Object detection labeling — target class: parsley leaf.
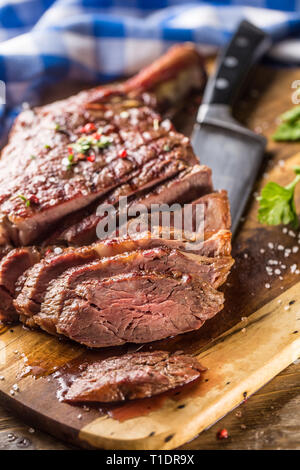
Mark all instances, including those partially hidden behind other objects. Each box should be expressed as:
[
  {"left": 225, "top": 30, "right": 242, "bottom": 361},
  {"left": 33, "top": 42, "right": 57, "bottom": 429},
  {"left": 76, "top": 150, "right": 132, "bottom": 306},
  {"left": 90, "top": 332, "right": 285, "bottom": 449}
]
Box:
[
  {"left": 258, "top": 167, "right": 300, "bottom": 229},
  {"left": 273, "top": 105, "right": 300, "bottom": 141}
]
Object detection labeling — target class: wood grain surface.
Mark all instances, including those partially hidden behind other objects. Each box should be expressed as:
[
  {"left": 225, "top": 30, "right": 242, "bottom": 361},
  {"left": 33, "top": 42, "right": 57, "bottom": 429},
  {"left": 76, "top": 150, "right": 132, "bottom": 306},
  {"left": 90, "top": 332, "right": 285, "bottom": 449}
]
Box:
[{"left": 0, "top": 64, "right": 300, "bottom": 450}]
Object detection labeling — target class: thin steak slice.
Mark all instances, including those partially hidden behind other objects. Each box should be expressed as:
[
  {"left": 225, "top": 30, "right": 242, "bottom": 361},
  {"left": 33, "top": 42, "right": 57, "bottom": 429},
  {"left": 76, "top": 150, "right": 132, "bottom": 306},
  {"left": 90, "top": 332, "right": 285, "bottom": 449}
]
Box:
[
  {"left": 63, "top": 351, "right": 204, "bottom": 403},
  {"left": 16, "top": 246, "right": 232, "bottom": 328},
  {"left": 189, "top": 190, "right": 231, "bottom": 233},
  {"left": 0, "top": 247, "right": 40, "bottom": 322},
  {"left": 54, "top": 164, "right": 213, "bottom": 246},
  {"left": 0, "top": 44, "right": 205, "bottom": 246},
  {"left": 37, "top": 271, "right": 224, "bottom": 347},
  {"left": 118, "top": 228, "right": 232, "bottom": 257}
]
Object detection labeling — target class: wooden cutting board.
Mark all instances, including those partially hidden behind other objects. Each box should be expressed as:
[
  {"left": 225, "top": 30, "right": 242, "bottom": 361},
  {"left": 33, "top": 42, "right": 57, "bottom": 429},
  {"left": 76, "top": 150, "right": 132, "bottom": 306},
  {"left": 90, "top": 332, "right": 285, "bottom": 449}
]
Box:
[{"left": 0, "top": 65, "right": 300, "bottom": 450}]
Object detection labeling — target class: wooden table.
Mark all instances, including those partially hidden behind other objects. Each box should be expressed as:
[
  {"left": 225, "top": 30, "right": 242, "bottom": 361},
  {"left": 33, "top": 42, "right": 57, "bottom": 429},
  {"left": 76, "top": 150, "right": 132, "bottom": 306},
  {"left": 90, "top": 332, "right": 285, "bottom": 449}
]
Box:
[{"left": 0, "top": 64, "right": 300, "bottom": 451}]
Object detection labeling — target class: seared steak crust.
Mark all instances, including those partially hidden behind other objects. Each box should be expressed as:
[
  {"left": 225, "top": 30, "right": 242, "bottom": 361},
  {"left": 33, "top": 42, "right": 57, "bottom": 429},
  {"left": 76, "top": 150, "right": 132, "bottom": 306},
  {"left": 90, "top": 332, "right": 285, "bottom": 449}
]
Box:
[{"left": 0, "top": 44, "right": 204, "bottom": 247}]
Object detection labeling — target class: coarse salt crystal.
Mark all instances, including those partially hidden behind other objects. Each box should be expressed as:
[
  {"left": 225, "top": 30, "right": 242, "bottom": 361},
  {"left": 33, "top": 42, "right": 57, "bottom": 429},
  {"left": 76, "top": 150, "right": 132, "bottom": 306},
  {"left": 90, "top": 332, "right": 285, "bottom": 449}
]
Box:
[
  {"left": 282, "top": 227, "right": 288, "bottom": 234},
  {"left": 277, "top": 245, "right": 284, "bottom": 251},
  {"left": 260, "top": 248, "right": 265, "bottom": 254},
  {"left": 54, "top": 247, "right": 63, "bottom": 254},
  {"left": 275, "top": 269, "right": 281, "bottom": 275},
  {"left": 289, "top": 230, "right": 296, "bottom": 238},
  {"left": 12, "top": 384, "right": 19, "bottom": 392},
  {"left": 265, "top": 283, "right": 271, "bottom": 289},
  {"left": 244, "top": 253, "right": 248, "bottom": 259},
  {"left": 268, "top": 242, "right": 274, "bottom": 249},
  {"left": 284, "top": 306, "right": 290, "bottom": 311},
  {"left": 292, "top": 246, "right": 299, "bottom": 253},
  {"left": 290, "top": 264, "right": 297, "bottom": 273},
  {"left": 0, "top": 376, "right": 4, "bottom": 380}
]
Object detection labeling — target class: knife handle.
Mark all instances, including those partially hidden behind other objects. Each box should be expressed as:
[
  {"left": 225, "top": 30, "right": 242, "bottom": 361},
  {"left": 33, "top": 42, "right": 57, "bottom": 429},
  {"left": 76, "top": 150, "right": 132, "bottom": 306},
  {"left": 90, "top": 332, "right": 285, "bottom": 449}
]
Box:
[{"left": 202, "top": 20, "right": 271, "bottom": 107}]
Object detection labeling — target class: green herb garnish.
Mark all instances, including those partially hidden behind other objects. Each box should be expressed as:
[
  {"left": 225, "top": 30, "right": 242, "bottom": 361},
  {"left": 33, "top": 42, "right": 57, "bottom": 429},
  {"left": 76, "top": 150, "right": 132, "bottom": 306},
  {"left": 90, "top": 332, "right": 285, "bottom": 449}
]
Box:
[
  {"left": 30, "top": 155, "right": 36, "bottom": 160},
  {"left": 257, "top": 166, "right": 300, "bottom": 229},
  {"left": 95, "top": 135, "right": 112, "bottom": 149},
  {"left": 18, "top": 194, "right": 30, "bottom": 207},
  {"left": 72, "top": 136, "right": 94, "bottom": 154},
  {"left": 72, "top": 135, "right": 111, "bottom": 154},
  {"left": 273, "top": 105, "right": 300, "bottom": 141},
  {"left": 44, "top": 144, "right": 51, "bottom": 149}
]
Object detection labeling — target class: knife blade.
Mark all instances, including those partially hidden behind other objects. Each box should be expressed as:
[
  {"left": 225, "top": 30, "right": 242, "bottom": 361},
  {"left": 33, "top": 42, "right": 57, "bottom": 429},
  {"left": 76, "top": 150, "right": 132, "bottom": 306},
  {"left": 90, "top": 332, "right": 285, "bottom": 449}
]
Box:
[{"left": 191, "top": 20, "right": 271, "bottom": 234}]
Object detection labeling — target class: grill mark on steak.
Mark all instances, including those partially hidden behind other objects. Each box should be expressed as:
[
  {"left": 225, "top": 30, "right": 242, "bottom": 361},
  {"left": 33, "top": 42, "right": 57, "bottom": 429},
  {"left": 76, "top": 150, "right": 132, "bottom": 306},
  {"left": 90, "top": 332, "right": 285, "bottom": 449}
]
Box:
[
  {"left": 42, "top": 137, "right": 196, "bottom": 246},
  {"left": 0, "top": 125, "right": 193, "bottom": 246},
  {"left": 38, "top": 272, "right": 224, "bottom": 347},
  {"left": 54, "top": 164, "right": 213, "bottom": 246},
  {"left": 0, "top": 45, "right": 204, "bottom": 246},
  {"left": 62, "top": 350, "right": 204, "bottom": 403}
]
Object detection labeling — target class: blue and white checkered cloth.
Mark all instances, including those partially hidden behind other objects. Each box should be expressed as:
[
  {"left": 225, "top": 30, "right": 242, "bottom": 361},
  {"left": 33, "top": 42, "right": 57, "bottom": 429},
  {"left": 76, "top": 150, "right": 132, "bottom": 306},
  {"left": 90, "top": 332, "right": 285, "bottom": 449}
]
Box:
[{"left": 1, "top": 0, "right": 300, "bottom": 140}]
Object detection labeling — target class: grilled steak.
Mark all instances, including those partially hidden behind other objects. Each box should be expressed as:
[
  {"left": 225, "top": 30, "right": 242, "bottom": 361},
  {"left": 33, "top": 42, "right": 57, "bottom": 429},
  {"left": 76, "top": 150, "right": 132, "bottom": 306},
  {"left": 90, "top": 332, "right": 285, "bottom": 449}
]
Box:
[
  {"left": 14, "top": 185, "right": 232, "bottom": 325},
  {"left": 38, "top": 272, "right": 223, "bottom": 347},
  {"left": 0, "top": 44, "right": 234, "bottom": 366},
  {"left": 63, "top": 351, "right": 204, "bottom": 403},
  {"left": 0, "top": 44, "right": 205, "bottom": 246}
]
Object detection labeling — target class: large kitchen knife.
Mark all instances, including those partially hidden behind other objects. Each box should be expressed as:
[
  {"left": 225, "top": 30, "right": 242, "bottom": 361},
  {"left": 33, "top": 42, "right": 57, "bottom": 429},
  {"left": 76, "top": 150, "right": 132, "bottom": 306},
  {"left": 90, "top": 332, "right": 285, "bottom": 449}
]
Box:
[{"left": 191, "top": 21, "right": 271, "bottom": 234}]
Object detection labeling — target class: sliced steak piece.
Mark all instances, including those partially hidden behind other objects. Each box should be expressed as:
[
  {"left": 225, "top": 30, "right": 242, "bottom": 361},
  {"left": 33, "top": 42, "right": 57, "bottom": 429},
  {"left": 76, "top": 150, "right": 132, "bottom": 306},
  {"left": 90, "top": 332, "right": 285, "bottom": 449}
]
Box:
[
  {"left": 63, "top": 351, "right": 204, "bottom": 403},
  {"left": 16, "top": 246, "right": 232, "bottom": 327},
  {"left": 118, "top": 228, "right": 232, "bottom": 257},
  {"left": 0, "top": 247, "right": 40, "bottom": 322},
  {"left": 38, "top": 272, "right": 224, "bottom": 347},
  {"left": 125, "top": 190, "right": 231, "bottom": 241},
  {"left": 56, "top": 164, "right": 212, "bottom": 246},
  {"left": 0, "top": 45, "right": 205, "bottom": 246},
  {"left": 188, "top": 190, "right": 231, "bottom": 233},
  {"left": 14, "top": 246, "right": 101, "bottom": 318}
]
